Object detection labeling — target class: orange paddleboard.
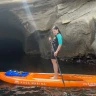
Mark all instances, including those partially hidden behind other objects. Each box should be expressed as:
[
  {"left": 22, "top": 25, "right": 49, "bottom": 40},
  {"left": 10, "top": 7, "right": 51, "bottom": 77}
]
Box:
[{"left": 0, "top": 72, "right": 96, "bottom": 87}]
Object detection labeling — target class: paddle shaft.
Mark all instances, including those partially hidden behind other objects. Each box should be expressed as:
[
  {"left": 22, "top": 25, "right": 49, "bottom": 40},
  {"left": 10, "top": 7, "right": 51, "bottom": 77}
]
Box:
[{"left": 50, "top": 41, "right": 65, "bottom": 87}]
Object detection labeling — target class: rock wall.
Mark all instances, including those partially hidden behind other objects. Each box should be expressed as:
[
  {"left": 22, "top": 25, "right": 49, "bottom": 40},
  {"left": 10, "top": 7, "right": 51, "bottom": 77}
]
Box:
[{"left": 1, "top": 0, "right": 96, "bottom": 58}]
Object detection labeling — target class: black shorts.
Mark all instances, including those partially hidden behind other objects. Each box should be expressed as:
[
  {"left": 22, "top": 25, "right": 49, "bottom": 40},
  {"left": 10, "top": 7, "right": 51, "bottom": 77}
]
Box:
[{"left": 51, "top": 51, "right": 56, "bottom": 59}]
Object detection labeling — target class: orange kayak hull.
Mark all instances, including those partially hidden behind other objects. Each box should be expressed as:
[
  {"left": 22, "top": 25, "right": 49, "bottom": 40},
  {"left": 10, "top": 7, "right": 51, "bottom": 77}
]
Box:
[{"left": 0, "top": 72, "right": 96, "bottom": 87}]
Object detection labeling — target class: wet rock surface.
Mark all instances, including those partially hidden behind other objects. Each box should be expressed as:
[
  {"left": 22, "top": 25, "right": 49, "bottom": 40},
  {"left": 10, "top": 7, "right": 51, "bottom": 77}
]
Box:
[{"left": 1, "top": 0, "right": 96, "bottom": 57}]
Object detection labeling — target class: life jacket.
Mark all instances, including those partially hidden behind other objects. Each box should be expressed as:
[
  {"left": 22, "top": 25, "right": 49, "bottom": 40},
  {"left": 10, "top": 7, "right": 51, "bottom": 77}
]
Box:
[
  {"left": 5, "top": 70, "right": 29, "bottom": 77},
  {"left": 52, "top": 33, "right": 60, "bottom": 51}
]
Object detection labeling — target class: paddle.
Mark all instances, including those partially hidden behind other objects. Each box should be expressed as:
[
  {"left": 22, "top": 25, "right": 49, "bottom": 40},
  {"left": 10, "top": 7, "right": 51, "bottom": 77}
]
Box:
[{"left": 50, "top": 40, "right": 65, "bottom": 88}]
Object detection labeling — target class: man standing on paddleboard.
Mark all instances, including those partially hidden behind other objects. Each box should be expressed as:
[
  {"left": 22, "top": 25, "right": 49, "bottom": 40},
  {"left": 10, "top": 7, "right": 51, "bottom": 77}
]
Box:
[{"left": 49, "top": 26, "right": 63, "bottom": 79}]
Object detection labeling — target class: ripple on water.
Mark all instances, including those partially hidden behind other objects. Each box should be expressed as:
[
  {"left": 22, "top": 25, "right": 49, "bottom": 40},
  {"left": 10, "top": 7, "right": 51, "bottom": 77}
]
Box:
[{"left": 0, "top": 82, "right": 96, "bottom": 96}]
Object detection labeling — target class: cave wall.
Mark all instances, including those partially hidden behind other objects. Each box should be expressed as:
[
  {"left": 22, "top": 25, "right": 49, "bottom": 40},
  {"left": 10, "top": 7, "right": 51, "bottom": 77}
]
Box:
[{"left": 1, "top": 0, "right": 96, "bottom": 58}]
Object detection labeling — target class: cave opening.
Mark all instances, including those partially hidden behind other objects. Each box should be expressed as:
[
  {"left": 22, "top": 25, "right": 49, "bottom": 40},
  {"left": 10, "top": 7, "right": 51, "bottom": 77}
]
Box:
[
  {"left": 0, "top": 10, "right": 41, "bottom": 71},
  {"left": 0, "top": 11, "right": 26, "bottom": 61}
]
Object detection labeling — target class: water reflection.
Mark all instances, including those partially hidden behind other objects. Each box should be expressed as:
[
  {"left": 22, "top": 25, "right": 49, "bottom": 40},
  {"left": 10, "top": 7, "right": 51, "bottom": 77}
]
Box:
[
  {"left": 0, "top": 54, "right": 96, "bottom": 95},
  {"left": 0, "top": 53, "right": 96, "bottom": 74}
]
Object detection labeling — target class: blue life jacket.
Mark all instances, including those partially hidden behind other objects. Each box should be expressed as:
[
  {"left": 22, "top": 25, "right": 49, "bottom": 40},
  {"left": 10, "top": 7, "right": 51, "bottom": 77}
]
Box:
[
  {"left": 5, "top": 70, "right": 29, "bottom": 77},
  {"left": 52, "top": 33, "right": 62, "bottom": 51}
]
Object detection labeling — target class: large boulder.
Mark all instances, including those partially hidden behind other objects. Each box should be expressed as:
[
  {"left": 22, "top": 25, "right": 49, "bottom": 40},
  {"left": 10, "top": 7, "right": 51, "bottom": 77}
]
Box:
[{"left": 1, "top": 0, "right": 96, "bottom": 58}]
